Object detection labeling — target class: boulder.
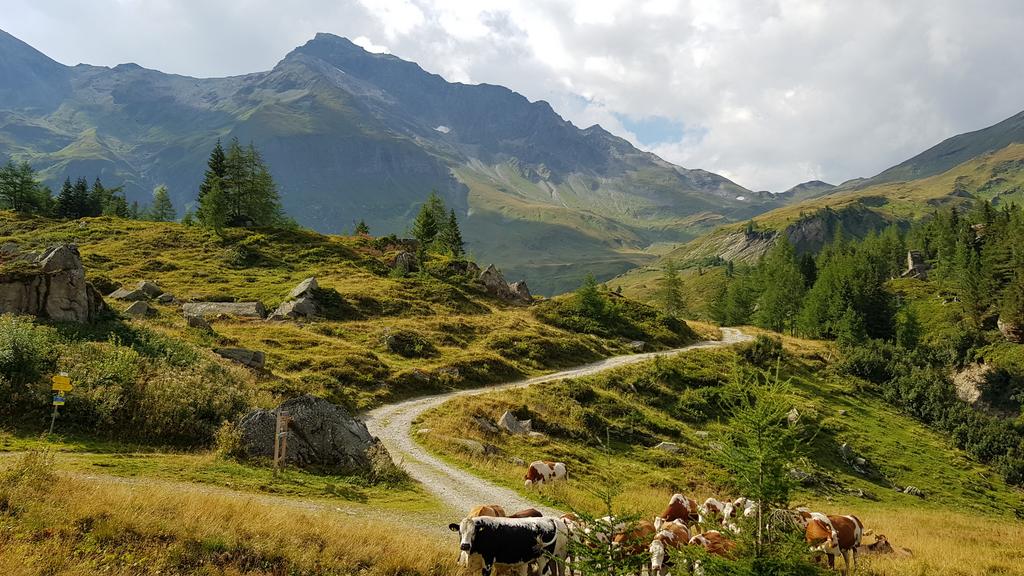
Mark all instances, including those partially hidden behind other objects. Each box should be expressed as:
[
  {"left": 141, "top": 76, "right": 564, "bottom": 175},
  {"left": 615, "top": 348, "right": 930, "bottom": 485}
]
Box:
[
  {"left": 186, "top": 314, "right": 211, "bottom": 330},
  {"left": 444, "top": 260, "right": 480, "bottom": 277},
  {"left": 654, "top": 441, "right": 681, "bottom": 453},
  {"left": 511, "top": 457, "right": 526, "bottom": 467},
  {"left": 136, "top": 280, "right": 163, "bottom": 299},
  {"left": 183, "top": 301, "right": 266, "bottom": 319},
  {"left": 474, "top": 417, "right": 500, "bottom": 434},
  {"left": 509, "top": 281, "right": 533, "bottom": 303},
  {"left": 287, "top": 277, "right": 318, "bottom": 300},
  {"left": 108, "top": 288, "right": 148, "bottom": 301},
  {"left": 903, "top": 485, "right": 924, "bottom": 498},
  {"left": 156, "top": 293, "right": 175, "bottom": 304},
  {"left": 0, "top": 244, "right": 108, "bottom": 323},
  {"left": 237, "top": 395, "right": 391, "bottom": 474},
  {"left": 214, "top": 347, "right": 265, "bottom": 370},
  {"left": 124, "top": 301, "right": 155, "bottom": 318},
  {"left": 998, "top": 317, "right": 1023, "bottom": 343},
  {"left": 787, "top": 407, "right": 801, "bottom": 424},
  {"left": 628, "top": 340, "right": 646, "bottom": 352},
  {"left": 952, "top": 363, "right": 994, "bottom": 407},
  {"left": 497, "top": 411, "right": 531, "bottom": 435},
  {"left": 453, "top": 438, "right": 486, "bottom": 456},
  {"left": 269, "top": 296, "right": 319, "bottom": 321},
  {"left": 391, "top": 252, "right": 418, "bottom": 275},
  {"left": 478, "top": 265, "right": 516, "bottom": 300}
]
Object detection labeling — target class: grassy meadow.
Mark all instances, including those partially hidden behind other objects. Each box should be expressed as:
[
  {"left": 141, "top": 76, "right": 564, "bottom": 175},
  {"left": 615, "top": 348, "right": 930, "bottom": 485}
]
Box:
[{"left": 416, "top": 338, "right": 1024, "bottom": 575}]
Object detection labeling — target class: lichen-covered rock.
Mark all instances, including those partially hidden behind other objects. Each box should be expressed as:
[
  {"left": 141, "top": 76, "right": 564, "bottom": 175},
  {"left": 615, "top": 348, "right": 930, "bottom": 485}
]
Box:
[
  {"left": 214, "top": 347, "right": 265, "bottom": 370},
  {"left": 186, "top": 314, "right": 211, "bottom": 330},
  {"left": 136, "top": 280, "right": 163, "bottom": 299},
  {"left": 998, "top": 317, "right": 1023, "bottom": 343},
  {"left": 269, "top": 296, "right": 319, "bottom": 321},
  {"left": 237, "top": 395, "right": 392, "bottom": 474},
  {"left": 156, "top": 293, "right": 175, "bottom": 304},
  {"left": 183, "top": 301, "right": 266, "bottom": 319},
  {"left": 479, "top": 265, "right": 515, "bottom": 300},
  {"left": 108, "top": 287, "right": 148, "bottom": 301},
  {"left": 124, "top": 301, "right": 155, "bottom": 318},
  {"left": 287, "top": 277, "right": 318, "bottom": 300},
  {"left": 509, "top": 281, "right": 532, "bottom": 303},
  {"left": 497, "top": 411, "right": 532, "bottom": 435},
  {"left": 0, "top": 244, "right": 108, "bottom": 323}
]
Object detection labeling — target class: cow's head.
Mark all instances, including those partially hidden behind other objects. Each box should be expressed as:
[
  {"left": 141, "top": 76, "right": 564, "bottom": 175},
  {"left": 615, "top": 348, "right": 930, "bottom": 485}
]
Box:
[
  {"left": 649, "top": 537, "right": 667, "bottom": 572},
  {"left": 448, "top": 518, "right": 477, "bottom": 565},
  {"left": 867, "top": 535, "right": 894, "bottom": 554}
]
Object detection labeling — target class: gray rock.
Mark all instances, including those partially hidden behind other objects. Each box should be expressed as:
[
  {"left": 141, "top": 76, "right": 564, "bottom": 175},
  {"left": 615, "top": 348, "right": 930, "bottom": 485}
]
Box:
[
  {"left": 511, "top": 457, "right": 526, "bottom": 467},
  {"left": 509, "top": 280, "right": 532, "bottom": 304},
  {"left": 183, "top": 301, "right": 266, "bottom": 319},
  {"left": 108, "top": 288, "right": 149, "bottom": 301},
  {"left": 391, "top": 252, "right": 418, "bottom": 275},
  {"left": 288, "top": 277, "right": 318, "bottom": 300},
  {"left": 527, "top": 431, "right": 547, "bottom": 442},
  {"left": 453, "top": 438, "right": 486, "bottom": 456},
  {"left": 0, "top": 242, "right": 19, "bottom": 258},
  {"left": 693, "top": 431, "right": 710, "bottom": 439},
  {"left": 186, "top": 314, "right": 211, "bottom": 330},
  {"left": 497, "top": 411, "right": 529, "bottom": 435},
  {"left": 156, "top": 293, "right": 175, "bottom": 304},
  {"left": 997, "top": 317, "right": 1023, "bottom": 343},
  {"left": 269, "top": 296, "right": 319, "bottom": 321},
  {"left": 903, "top": 485, "right": 924, "bottom": 498},
  {"left": 787, "top": 407, "right": 801, "bottom": 424},
  {"left": 628, "top": 340, "right": 646, "bottom": 352},
  {"left": 237, "top": 395, "right": 391, "bottom": 474},
  {"left": 838, "top": 409, "right": 848, "bottom": 416},
  {"left": 654, "top": 441, "right": 681, "bottom": 453},
  {"left": 0, "top": 244, "right": 107, "bottom": 323},
  {"left": 136, "top": 280, "right": 163, "bottom": 299},
  {"left": 415, "top": 428, "right": 431, "bottom": 435},
  {"left": 478, "top": 265, "right": 516, "bottom": 300},
  {"left": 443, "top": 259, "right": 479, "bottom": 277},
  {"left": 474, "top": 417, "right": 500, "bottom": 434},
  {"left": 788, "top": 468, "right": 813, "bottom": 485},
  {"left": 214, "top": 347, "right": 265, "bottom": 370},
  {"left": 124, "top": 301, "right": 155, "bottom": 318}
]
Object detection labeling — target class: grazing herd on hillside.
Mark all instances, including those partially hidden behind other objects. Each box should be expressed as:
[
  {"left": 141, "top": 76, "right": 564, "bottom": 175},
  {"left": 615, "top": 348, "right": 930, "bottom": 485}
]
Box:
[{"left": 448, "top": 461, "right": 908, "bottom": 576}]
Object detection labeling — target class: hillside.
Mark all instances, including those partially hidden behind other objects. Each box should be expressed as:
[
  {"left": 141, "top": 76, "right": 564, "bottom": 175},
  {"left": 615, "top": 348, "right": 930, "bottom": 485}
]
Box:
[{"left": 0, "top": 29, "right": 800, "bottom": 294}]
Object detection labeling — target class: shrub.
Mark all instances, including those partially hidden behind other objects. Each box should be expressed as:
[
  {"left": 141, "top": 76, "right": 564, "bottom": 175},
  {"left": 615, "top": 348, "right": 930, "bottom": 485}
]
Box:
[
  {"left": 383, "top": 329, "right": 437, "bottom": 358},
  {"left": 738, "top": 334, "right": 784, "bottom": 367},
  {"left": 0, "top": 315, "right": 57, "bottom": 416}
]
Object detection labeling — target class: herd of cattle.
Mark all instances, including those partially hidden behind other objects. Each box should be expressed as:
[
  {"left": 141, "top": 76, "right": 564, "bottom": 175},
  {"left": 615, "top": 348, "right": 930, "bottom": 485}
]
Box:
[{"left": 447, "top": 461, "right": 910, "bottom": 576}]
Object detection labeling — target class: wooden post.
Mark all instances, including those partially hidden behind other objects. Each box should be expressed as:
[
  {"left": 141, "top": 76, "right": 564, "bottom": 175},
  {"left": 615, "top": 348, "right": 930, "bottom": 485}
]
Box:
[
  {"left": 273, "top": 410, "right": 290, "bottom": 477},
  {"left": 48, "top": 405, "right": 59, "bottom": 435}
]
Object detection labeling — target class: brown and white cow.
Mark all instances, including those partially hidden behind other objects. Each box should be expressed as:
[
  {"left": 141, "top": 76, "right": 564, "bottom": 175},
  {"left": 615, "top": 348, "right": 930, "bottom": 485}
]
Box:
[
  {"left": 612, "top": 519, "right": 657, "bottom": 576},
  {"left": 688, "top": 530, "right": 736, "bottom": 557},
  {"left": 856, "top": 534, "right": 912, "bottom": 558},
  {"left": 469, "top": 505, "right": 508, "bottom": 518},
  {"left": 509, "top": 508, "right": 545, "bottom": 518},
  {"left": 804, "top": 513, "right": 865, "bottom": 575},
  {"left": 524, "top": 461, "right": 567, "bottom": 487},
  {"left": 649, "top": 520, "right": 691, "bottom": 576},
  {"left": 660, "top": 494, "right": 700, "bottom": 525},
  {"left": 698, "top": 498, "right": 736, "bottom": 527}
]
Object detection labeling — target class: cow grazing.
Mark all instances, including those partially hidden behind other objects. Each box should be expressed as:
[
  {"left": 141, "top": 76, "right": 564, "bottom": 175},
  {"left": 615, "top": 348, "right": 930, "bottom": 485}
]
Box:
[
  {"left": 649, "top": 520, "right": 691, "bottom": 576},
  {"left": 733, "top": 498, "right": 758, "bottom": 518},
  {"left": 805, "top": 513, "right": 864, "bottom": 575},
  {"left": 449, "top": 516, "right": 568, "bottom": 576},
  {"left": 688, "top": 530, "right": 736, "bottom": 557},
  {"left": 524, "top": 461, "right": 568, "bottom": 487},
  {"left": 698, "top": 498, "right": 733, "bottom": 525},
  {"left": 470, "top": 505, "right": 508, "bottom": 518},
  {"left": 509, "top": 508, "right": 545, "bottom": 518},
  {"left": 611, "top": 519, "right": 656, "bottom": 576},
  {"left": 660, "top": 494, "right": 700, "bottom": 525}
]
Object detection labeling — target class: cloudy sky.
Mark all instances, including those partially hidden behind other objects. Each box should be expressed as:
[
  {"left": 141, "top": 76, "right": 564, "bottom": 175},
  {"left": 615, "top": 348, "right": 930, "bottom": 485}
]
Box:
[{"left": 5, "top": 0, "right": 1024, "bottom": 191}]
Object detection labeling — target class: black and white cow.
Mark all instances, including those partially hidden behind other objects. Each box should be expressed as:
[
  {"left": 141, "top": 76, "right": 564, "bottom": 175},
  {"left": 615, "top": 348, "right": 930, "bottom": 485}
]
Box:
[{"left": 449, "top": 516, "right": 569, "bottom": 576}]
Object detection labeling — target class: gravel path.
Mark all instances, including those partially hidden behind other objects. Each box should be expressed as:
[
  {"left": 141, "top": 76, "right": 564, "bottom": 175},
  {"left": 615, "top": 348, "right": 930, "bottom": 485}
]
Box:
[{"left": 364, "top": 327, "right": 751, "bottom": 518}]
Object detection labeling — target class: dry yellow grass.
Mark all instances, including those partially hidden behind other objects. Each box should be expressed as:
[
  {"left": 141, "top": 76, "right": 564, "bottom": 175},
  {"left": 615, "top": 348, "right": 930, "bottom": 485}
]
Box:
[{"left": 0, "top": 454, "right": 460, "bottom": 575}]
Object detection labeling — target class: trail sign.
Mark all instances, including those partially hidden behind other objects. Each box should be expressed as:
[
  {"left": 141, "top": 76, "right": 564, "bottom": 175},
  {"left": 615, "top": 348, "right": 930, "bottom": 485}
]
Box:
[
  {"left": 52, "top": 394, "right": 66, "bottom": 406},
  {"left": 51, "top": 373, "right": 73, "bottom": 392}
]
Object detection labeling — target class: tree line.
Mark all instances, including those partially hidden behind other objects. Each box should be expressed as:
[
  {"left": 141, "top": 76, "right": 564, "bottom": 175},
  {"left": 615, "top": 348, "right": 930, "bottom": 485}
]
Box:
[{"left": 709, "top": 202, "right": 1024, "bottom": 486}]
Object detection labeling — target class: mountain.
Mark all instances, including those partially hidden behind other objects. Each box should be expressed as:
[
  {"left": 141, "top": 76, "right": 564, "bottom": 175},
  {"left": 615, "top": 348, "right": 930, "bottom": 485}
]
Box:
[
  {"left": 778, "top": 179, "right": 836, "bottom": 201},
  {"left": 0, "top": 31, "right": 794, "bottom": 294}
]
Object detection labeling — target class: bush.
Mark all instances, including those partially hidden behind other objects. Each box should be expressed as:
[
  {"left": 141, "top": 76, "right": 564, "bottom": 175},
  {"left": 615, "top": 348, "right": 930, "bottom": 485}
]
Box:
[
  {"left": 0, "top": 315, "right": 57, "bottom": 416},
  {"left": 738, "top": 335, "right": 784, "bottom": 367},
  {"left": 383, "top": 330, "right": 437, "bottom": 358},
  {"left": 835, "top": 339, "right": 905, "bottom": 384}
]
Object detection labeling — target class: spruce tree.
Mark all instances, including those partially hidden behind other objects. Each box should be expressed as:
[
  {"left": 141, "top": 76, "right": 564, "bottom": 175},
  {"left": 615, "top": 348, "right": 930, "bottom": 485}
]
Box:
[
  {"left": 86, "top": 178, "right": 108, "bottom": 217},
  {"left": 148, "top": 186, "right": 177, "bottom": 222},
  {"left": 56, "top": 177, "right": 90, "bottom": 219},
  {"left": 411, "top": 191, "right": 446, "bottom": 253},
  {"left": 754, "top": 239, "right": 805, "bottom": 333},
  {"left": 198, "top": 139, "right": 226, "bottom": 203},
  {"left": 574, "top": 274, "right": 607, "bottom": 321},
  {"left": 198, "top": 179, "right": 228, "bottom": 236},
  {"left": 437, "top": 209, "right": 465, "bottom": 258},
  {"left": 656, "top": 259, "right": 684, "bottom": 317},
  {"left": 354, "top": 220, "right": 370, "bottom": 236}
]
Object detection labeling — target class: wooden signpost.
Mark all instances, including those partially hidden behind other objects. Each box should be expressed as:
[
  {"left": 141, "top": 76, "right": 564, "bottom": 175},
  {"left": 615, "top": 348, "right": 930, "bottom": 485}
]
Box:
[
  {"left": 49, "top": 372, "right": 73, "bottom": 435},
  {"left": 273, "top": 410, "right": 291, "bottom": 477}
]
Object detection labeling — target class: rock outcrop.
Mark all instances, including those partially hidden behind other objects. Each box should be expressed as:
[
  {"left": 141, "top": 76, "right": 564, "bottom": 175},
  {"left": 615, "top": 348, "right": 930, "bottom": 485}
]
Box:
[
  {"left": 237, "top": 395, "right": 392, "bottom": 474},
  {"left": 497, "top": 411, "right": 532, "bottom": 435},
  {"left": 124, "top": 301, "right": 156, "bottom": 318},
  {"left": 183, "top": 301, "right": 267, "bottom": 319},
  {"left": 998, "top": 317, "right": 1023, "bottom": 343},
  {"left": 0, "top": 244, "right": 108, "bottom": 323},
  {"left": 478, "top": 265, "right": 533, "bottom": 304},
  {"left": 214, "top": 347, "right": 265, "bottom": 370},
  {"left": 269, "top": 277, "right": 320, "bottom": 321},
  {"left": 391, "top": 252, "right": 418, "bottom": 275}
]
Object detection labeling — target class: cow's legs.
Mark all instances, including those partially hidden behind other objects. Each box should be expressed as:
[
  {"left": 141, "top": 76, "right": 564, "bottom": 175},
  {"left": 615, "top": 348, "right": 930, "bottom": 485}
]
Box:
[
  {"left": 839, "top": 549, "right": 852, "bottom": 576},
  {"left": 827, "top": 553, "right": 835, "bottom": 571}
]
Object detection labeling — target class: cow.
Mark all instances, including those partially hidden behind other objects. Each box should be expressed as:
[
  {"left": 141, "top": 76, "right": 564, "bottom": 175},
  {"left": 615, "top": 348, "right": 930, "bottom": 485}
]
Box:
[
  {"left": 732, "top": 497, "right": 758, "bottom": 518},
  {"left": 510, "top": 508, "right": 545, "bottom": 518},
  {"left": 611, "top": 519, "right": 656, "bottom": 576},
  {"left": 698, "top": 497, "right": 737, "bottom": 527},
  {"left": 856, "top": 534, "right": 912, "bottom": 558},
  {"left": 524, "top": 461, "right": 568, "bottom": 487},
  {"left": 449, "top": 516, "right": 569, "bottom": 576},
  {"left": 660, "top": 494, "right": 700, "bottom": 525},
  {"left": 649, "top": 520, "right": 691, "bottom": 576},
  {"left": 470, "top": 505, "right": 508, "bottom": 518},
  {"left": 804, "top": 513, "right": 864, "bottom": 575},
  {"left": 688, "top": 530, "right": 736, "bottom": 557}
]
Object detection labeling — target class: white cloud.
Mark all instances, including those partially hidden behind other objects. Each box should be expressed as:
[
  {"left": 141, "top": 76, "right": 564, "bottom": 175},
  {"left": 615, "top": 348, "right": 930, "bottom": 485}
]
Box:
[
  {"left": 352, "top": 36, "right": 389, "bottom": 53},
  {"left": 4, "top": 0, "right": 1024, "bottom": 191}
]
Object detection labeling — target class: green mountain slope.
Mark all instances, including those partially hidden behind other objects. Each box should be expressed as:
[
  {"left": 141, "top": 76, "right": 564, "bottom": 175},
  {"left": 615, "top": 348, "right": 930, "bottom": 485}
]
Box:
[{"left": 0, "top": 30, "right": 798, "bottom": 295}]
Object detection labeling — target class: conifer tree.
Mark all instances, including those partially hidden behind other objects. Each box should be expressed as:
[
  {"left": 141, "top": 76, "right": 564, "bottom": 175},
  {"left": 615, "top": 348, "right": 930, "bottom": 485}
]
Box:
[
  {"left": 55, "top": 177, "right": 91, "bottom": 219},
  {"left": 754, "top": 239, "right": 805, "bottom": 333},
  {"left": 197, "top": 138, "right": 284, "bottom": 229},
  {"left": 437, "top": 209, "right": 465, "bottom": 258},
  {"left": 411, "top": 191, "right": 446, "bottom": 253},
  {"left": 198, "top": 179, "right": 228, "bottom": 236},
  {"left": 198, "top": 139, "right": 226, "bottom": 203},
  {"left": 0, "top": 161, "right": 49, "bottom": 214},
  {"left": 656, "top": 259, "right": 684, "bottom": 317},
  {"left": 354, "top": 220, "right": 370, "bottom": 236},
  {"left": 148, "top": 186, "right": 177, "bottom": 222}
]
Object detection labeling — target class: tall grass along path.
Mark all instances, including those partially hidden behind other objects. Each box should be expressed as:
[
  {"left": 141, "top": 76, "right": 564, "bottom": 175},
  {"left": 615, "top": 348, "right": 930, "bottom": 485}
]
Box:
[{"left": 364, "top": 328, "right": 752, "bottom": 516}]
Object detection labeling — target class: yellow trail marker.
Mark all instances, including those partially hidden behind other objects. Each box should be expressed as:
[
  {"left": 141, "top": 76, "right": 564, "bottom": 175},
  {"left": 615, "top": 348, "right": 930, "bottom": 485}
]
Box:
[{"left": 51, "top": 374, "right": 73, "bottom": 392}]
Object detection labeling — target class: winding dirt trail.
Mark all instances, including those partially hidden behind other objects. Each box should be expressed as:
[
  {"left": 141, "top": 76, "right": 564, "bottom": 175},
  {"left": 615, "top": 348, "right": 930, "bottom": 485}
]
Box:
[{"left": 364, "top": 327, "right": 751, "bottom": 517}]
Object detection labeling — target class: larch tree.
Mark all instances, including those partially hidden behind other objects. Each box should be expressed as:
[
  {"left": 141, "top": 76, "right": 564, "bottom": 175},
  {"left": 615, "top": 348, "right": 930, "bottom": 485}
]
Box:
[
  {"left": 656, "top": 259, "right": 684, "bottom": 317},
  {"left": 148, "top": 186, "right": 177, "bottom": 222}
]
